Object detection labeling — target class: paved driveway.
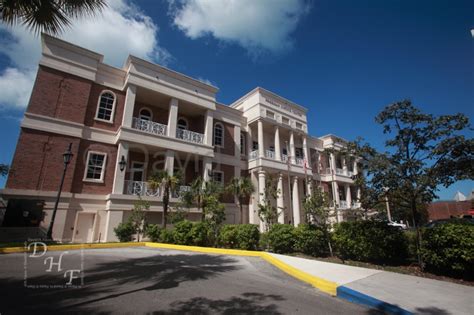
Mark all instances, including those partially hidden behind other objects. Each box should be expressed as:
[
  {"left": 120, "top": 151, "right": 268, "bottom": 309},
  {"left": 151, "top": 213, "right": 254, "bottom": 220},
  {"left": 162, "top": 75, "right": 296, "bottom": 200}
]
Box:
[{"left": 0, "top": 247, "right": 376, "bottom": 314}]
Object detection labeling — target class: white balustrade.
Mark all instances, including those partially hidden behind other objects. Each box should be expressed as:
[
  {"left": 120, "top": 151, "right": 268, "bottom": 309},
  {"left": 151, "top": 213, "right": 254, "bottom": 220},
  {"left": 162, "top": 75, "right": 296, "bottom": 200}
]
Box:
[
  {"left": 282, "top": 154, "right": 289, "bottom": 162},
  {"left": 124, "top": 180, "right": 160, "bottom": 197},
  {"left": 132, "top": 117, "right": 167, "bottom": 136},
  {"left": 249, "top": 150, "right": 258, "bottom": 160},
  {"left": 172, "top": 185, "right": 191, "bottom": 198},
  {"left": 295, "top": 157, "right": 304, "bottom": 165},
  {"left": 339, "top": 200, "right": 348, "bottom": 209},
  {"left": 176, "top": 129, "right": 204, "bottom": 144},
  {"left": 265, "top": 150, "right": 275, "bottom": 159},
  {"left": 352, "top": 202, "right": 361, "bottom": 209},
  {"left": 336, "top": 168, "right": 345, "bottom": 175}
]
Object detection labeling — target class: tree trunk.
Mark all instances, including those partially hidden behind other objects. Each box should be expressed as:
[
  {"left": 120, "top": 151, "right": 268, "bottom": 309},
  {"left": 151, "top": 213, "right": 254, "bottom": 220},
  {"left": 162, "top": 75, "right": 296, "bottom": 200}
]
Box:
[
  {"left": 411, "top": 197, "right": 424, "bottom": 271},
  {"left": 162, "top": 186, "right": 169, "bottom": 229}
]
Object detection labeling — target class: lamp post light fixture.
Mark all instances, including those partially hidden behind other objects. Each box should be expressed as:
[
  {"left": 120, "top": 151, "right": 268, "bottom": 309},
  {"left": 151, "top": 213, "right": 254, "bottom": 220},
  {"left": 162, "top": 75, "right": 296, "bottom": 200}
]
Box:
[
  {"left": 119, "top": 155, "right": 127, "bottom": 172},
  {"left": 46, "top": 143, "right": 73, "bottom": 240}
]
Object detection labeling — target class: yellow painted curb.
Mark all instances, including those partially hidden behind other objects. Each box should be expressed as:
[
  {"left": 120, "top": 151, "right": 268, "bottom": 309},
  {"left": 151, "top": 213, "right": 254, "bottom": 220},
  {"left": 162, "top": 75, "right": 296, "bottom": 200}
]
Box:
[
  {"left": 0, "top": 242, "right": 145, "bottom": 254},
  {"left": 0, "top": 241, "right": 337, "bottom": 296}
]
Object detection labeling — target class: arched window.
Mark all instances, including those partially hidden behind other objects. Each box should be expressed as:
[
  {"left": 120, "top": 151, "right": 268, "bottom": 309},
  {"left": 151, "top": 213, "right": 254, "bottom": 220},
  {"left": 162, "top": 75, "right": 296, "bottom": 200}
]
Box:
[
  {"left": 95, "top": 91, "right": 116, "bottom": 122},
  {"left": 177, "top": 118, "right": 188, "bottom": 130},
  {"left": 214, "top": 122, "right": 224, "bottom": 147},
  {"left": 139, "top": 108, "right": 152, "bottom": 121}
]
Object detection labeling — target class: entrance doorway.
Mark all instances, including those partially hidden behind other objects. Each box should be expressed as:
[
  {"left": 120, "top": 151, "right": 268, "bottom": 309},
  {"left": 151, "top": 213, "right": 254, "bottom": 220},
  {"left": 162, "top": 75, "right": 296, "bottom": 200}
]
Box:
[{"left": 73, "top": 213, "right": 95, "bottom": 243}]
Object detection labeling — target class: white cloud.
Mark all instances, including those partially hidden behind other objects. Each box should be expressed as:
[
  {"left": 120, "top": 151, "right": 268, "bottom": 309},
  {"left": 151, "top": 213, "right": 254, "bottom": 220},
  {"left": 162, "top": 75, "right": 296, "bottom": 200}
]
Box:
[
  {"left": 0, "top": 0, "right": 170, "bottom": 111},
  {"left": 169, "top": 0, "right": 310, "bottom": 56}
]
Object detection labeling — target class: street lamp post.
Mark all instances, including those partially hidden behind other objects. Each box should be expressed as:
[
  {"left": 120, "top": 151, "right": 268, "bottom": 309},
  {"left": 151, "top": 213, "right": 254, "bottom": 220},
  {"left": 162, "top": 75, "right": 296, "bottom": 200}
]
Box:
[{"left": 46, "top": 143, "right": 74, "bottom": 240}]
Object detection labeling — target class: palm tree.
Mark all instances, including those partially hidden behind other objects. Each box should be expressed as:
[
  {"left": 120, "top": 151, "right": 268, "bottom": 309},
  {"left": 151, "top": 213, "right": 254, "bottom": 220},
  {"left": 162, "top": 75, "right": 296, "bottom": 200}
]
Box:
[
  {"left": 226, "top": 176, "right": 254, "bottom": 224},
  {"left": 183, "top": 176, "right": 222, "bottom": 221},
  {"left": 0, "top": 0, "right": 106, "bottom": 35},
  {"left": 149, "top": 170, "right": 182, "bottom": 229}
]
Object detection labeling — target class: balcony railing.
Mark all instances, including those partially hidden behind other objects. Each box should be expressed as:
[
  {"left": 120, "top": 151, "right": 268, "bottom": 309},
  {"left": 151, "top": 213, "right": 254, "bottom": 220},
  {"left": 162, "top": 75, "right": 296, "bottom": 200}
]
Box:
[
  {"left": 124, "top": 180, "right": 161, "bottom": 197},
  {"left": 336, "top": 168, "right": 344, "bottom": 175},
  {"left": 176, "top": 129, "right": 204, "bottom": 144},
  {"left": 172, "top": 185, "right": 191, "bottom": 198},
  {"left": 265, "top": 150, "right": 275, "bottom": 159},
  {"left": 282, "top": 154, "right": 289, "bottom": 162},
  {"left": 249, "top": 150, "right": 258, "bottom": 160},
  {"left": 132, "top": 117, "right": 167, "bottom": 136},
  {"left": 339, "top": 200, "right": 348, "bottom": 209},
  {"left": 295, "top": 157, "right": 304, "bottom": 166},
  {"left": 352, "top": 202, "right": 361, "bottom": 209}
]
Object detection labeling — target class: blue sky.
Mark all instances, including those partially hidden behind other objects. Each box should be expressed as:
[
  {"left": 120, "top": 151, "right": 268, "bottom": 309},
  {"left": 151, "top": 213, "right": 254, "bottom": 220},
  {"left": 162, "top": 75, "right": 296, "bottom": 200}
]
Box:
[{"left": 0, "top": 0, "right": 472, "bottom": 200}]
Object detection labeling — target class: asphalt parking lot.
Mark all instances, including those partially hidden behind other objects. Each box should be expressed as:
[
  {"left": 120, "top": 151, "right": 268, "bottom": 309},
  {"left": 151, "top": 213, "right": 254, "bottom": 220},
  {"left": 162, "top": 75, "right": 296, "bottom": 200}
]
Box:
[{"left": 0, "top": 247, "right": 377, "bottom": 314}]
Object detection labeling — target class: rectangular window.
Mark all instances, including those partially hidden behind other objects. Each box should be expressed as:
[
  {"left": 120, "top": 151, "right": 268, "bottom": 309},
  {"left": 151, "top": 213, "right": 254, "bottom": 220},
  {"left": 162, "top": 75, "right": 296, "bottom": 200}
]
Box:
[
  {"left": 282, "top": 117, "right": 290, "bottom": 125},
  {"left": 296, "top": 122, "right": 302, "bottom": 130},
  {"left": 295, "top": 148, "right": 304, "bottom": 158},
  {"left": 252, "top": 141, "right": 259, "bottom": 151},
  {"left": 96, "top": 92, "right": 115, "bottom": 122},
  {"left": 212, "top": 171, "right": 224, "bottom": 185},
  {"left": 84, "top": 152, "right": 107, "bottom": 182},
  {"left": 266, "top": 110, "right": 275, "bottom": 120}
]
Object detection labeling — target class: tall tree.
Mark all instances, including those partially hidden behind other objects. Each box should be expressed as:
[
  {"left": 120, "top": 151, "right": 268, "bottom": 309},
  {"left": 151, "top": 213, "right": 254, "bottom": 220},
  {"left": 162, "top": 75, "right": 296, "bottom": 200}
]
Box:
[
  {"left": 348, "top": 100, "right": 472, "bottom": 268},
  {"left": 129, "top": 198, "right": 149, "bottom": 242},
  {"left": 148, "top": 170, "right": 182, "bottom": 229},
  {"left": 0, "top": 164, "right": 8, "bottom": 177},
  {"left": 226, "top": 176, "right": 254, "bottom": 224},
  {"left": 0, "top": 0, "right": 106, "bottom": 35},
  {"left": 182, "top": 176, "right": 223, "bottom": 221},
  {"left": 303, "top": 187, "right": 333, "bottom": 256}
]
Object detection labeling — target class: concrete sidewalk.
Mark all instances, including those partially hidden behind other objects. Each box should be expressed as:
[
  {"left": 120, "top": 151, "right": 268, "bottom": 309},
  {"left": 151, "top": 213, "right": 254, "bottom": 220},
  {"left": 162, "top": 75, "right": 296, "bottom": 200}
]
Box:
[{"left": 270, "top": 253, "right": 474, "bottom": 315}]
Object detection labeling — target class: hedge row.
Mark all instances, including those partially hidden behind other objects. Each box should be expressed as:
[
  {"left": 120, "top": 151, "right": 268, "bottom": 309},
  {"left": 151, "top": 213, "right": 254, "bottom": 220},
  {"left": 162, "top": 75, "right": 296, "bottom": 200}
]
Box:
[{"left": 116, "top": 219, "right": 474, "bottom": 280}]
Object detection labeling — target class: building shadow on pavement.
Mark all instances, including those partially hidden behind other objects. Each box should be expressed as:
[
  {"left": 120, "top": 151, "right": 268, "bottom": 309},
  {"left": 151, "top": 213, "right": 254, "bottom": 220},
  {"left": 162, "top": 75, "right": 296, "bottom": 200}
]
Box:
[
  {"left": 0, "top": 253, "right": 241, "bottom": 313},
  {"left": 154, "top": 292, "right": 285, "bottom": 314}
]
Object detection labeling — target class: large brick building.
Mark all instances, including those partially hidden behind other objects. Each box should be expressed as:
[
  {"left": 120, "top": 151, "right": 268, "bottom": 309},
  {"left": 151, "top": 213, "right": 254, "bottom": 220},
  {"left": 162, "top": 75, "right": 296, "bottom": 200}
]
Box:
[{"left": 1, "top": 34, "right": 360, "bottom": 242}]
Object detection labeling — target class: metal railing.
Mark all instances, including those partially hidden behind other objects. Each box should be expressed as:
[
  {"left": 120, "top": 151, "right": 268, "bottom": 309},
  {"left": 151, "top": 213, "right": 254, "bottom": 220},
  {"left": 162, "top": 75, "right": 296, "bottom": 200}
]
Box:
[
  {"left": 132, "top": 117, "right": 167, "bottom": 136},
  {"left": 176, "top": 129, "right": 204, "bottom": 144},
  {"left": 172, "top": 185, "right": 191, "bottom": 198},
  {"left": 124, "top": 180, "right": 160, "bottom": 197},
  {"left": 295, "top": 157, "right": 304, "bottom": 165},
  {"left": 265, "top": 150, "right": 275, "bottom": 159},
  {"left": 249, "top": 150, "right": 258, "bottom": 160}
]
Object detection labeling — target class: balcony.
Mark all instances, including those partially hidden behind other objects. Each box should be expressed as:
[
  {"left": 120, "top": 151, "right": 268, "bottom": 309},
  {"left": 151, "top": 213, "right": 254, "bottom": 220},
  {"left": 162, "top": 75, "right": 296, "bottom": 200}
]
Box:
[
  {"left": 335, "top": 168, "right": 344, "bottom": 175},
  {"left": 352, "top": 202, "right": 361, "bottom": 208},
  {"left": 282, "top": 154, "right": 288, "bottom": 163},
  {"left": 172, "top": 185, "right": 191, "bottom": 198},
  {"left": 339, "top": 200, "right": 348, "bottom": 209},
  {"left": 132, "top": 117, "right": 167, "bottom": 136},
  {"left": 249, "top": 150, "right": 258, "bottom": 160},
  {"left": 265, "top": 150, "right": 275, "bottom": 159},
  {"left": 125, "top": 180, "right": 161, "bottom": 197},
  {"left": 295, "top": 157, "right": 304, "bottom": 166},
  {"left": 176, "top": 129, "right": 204, "bottom": 144}
]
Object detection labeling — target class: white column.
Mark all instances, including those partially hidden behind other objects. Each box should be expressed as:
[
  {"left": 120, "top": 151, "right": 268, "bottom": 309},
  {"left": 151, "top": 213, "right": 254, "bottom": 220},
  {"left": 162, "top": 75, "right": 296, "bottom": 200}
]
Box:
[
  {"left": 164, "top": 150, "right": 174, "bottom": 175},
  {"left": 167, "top": 98, "right": 179, "bottom": 138},
  {"left": 204, "top": 109, "right": 214, "bottom": 146},
  {"left": 277, "top": 173, "right": 285, "bottom": 224},
  {"left": 122, "top": 85, "right": 136, "bottom": 128},
  {"left": 353, "top": 160, "right": 358, "bottom": 175},
  {"left": 258, "top": 170, "right": 266, "bottom": 231},
  {"left": 289, "top": 131, "right": 296, "bottom": 164},
  {"left": 234, "top": 125, "right": 241, "bottom": 157},
  {"left": 303, "top": 136, "right": 310, "bottom": 167},
  {"left": 247, "top": 126, "right": 253, "bottom": 156},
  {"left": 330, "top": 153, "right": 336, "bottom": 174},
  {"left": 346, "top": 185, "right": 352, "bottom": 208},
  {"left": 203, "top": 157, "right": 212, "bottom": 182},
  {"left": 258, "top": 120, "right": 265, "bottom": 158},
  {"left": 292, "top": 176, "right": 300, "bottom": 226},
  {"left": 249, "top": 171, "right": 258, "bottom": 224},
  {"left": 274, "top": 126, "right": 281, "bottom": 161},
  {"left": 112, "top": 142, "right": 129, "bottom": 194},
  {"left": 342, "top": 156, "right": 347, "bottom": 175}
]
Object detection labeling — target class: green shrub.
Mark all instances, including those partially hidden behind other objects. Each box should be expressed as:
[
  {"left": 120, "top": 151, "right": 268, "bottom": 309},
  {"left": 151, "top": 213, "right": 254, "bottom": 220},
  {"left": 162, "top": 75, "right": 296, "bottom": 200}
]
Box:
[
  {"left": 145, "top": 224, "right": 161, "bottom": 242},
  {"left": 191, "top": 222, "right": 213, "bottom": 247},
  {"left": 422, "top": 222, "right": 474, "bottom": 279},
  {"left": 218, "top": 225, "right": 238, "bottom": 248},
  {"left": 259, "top": 232, "right": 270, "bottom": 251},
  {"left": 267, "top": 224, "right": 296, "bottom": 254},
  {"left": 172, "top": 220, "right": 194, "bottom": 245},
  {"left": 404, "top": 230, "right": 418, "bottom": 262},
  {"left": 235, "top": 224, "right": 260, "bottom": 250},
  {"left": 294, "top": 224, "right": 329, "bottom": 257},
  {"left": 333, "top": 221, "right": 408, "bottom": 264},
  {"left": 160, "top": 229, "right": 175, "bottom": 244},
  {"left": 114, "top": 222, "right": 134, "bottom": 242}
]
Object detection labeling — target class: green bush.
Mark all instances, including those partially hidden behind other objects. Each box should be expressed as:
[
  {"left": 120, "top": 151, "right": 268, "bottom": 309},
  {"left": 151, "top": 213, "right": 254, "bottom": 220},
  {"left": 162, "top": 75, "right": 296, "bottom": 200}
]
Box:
[
  {"left": 172, "top": 220, "right": 194, "bottom": 245},
  {"left": 191, "top": 222, "right": 213, "bottom": 247},
  {"left": 422, "top": 222, "right": 474, "bottom": 279},
  {"left": 267, "top": 224, "right": 296, "bottom": 254},
  {"left": 404, "top": 230, "right": 418, "bottom": 262},
  {"left": 218, "top": 225, "right": 238, "bottom": 248},
  {"left": 235, "top": 224, "right": 260, "bottom": 250},
  {"left": 294, "top": 224, "right": 329, "bottom": 257},
  {"left": 259, "top": 232, "right": 270, "bottom": 251},
  {"left": 145, "top": 224, "right": 161, "bottom": 242},
  {"left": 333, "top": 221, "right": 408, "bottom": 264},
  {"left": 160, "top": 229, "right": 175, "bottom": 244},
  {"left": 114, "top": 222, "right": 134, "bottom": 242}
]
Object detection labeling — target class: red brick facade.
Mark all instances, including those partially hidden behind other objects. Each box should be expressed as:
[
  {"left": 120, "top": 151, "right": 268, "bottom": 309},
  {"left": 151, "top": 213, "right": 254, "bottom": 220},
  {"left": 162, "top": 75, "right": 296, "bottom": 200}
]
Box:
[{"left": 214, "top": 119, "right": 235, "bottom": 156}]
